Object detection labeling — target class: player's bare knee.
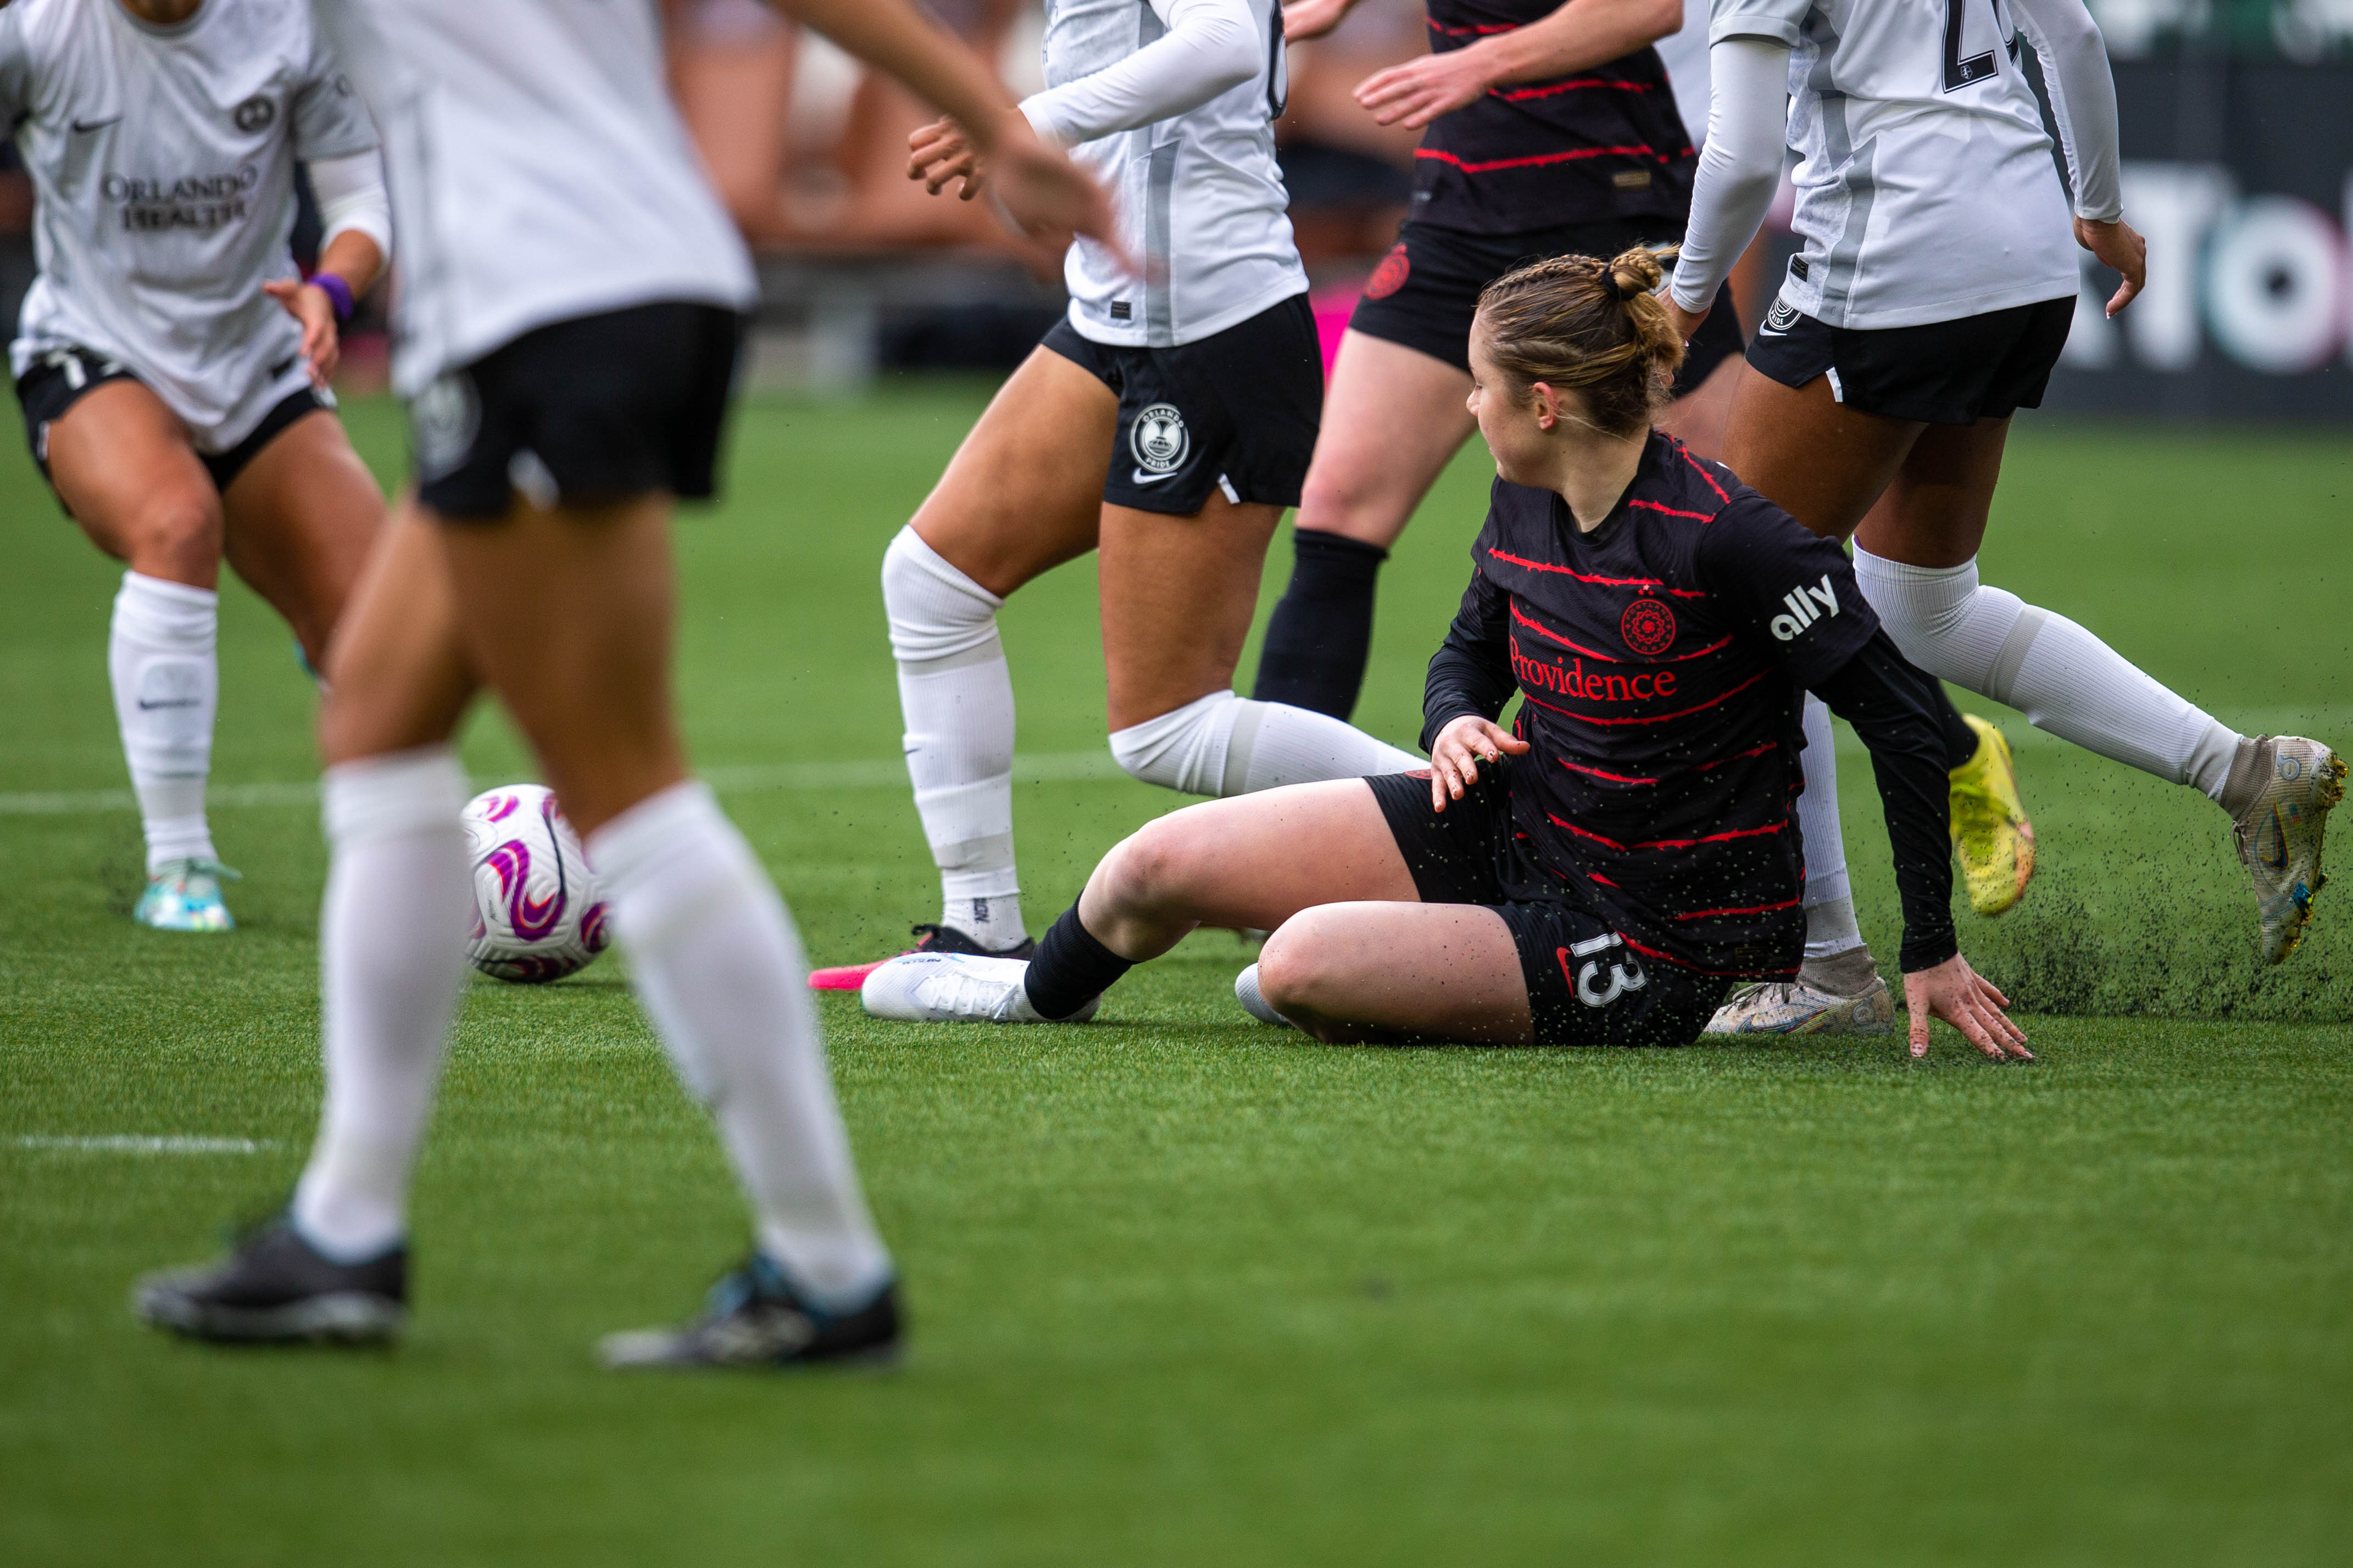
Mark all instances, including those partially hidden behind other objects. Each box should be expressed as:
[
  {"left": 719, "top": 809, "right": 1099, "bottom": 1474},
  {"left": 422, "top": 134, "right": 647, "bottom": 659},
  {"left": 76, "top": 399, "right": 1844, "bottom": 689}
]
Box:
[
  {"left": 1103, "top": 813, "right": 1214, "bottom": 914},
  {"left": 1257, "top": 919, "right": 1344, "bottom": 1018},
  {"left": 132, "top": 491, "right": 224, "bottom": 578}
]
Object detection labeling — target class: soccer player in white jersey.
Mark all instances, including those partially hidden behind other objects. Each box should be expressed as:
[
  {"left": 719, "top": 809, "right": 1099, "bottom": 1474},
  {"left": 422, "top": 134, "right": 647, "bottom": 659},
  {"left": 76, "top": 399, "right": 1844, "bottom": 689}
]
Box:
[
  {"left": 2, "top": 0, "right": 390, "bottom": 932},
  {"left": 819, "top": 0, "right": 1425, "bottom": 989},
  {"left": 133, "top": 0, "right": 1117, "bottom": 1366},
  {"left": 1664, "top": 0, "right": 2341, "bottom": 1034}
]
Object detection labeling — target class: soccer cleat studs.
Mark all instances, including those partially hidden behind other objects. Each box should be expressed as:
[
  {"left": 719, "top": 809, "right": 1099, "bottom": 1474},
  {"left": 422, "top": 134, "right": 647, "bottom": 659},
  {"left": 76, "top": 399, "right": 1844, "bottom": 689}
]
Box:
[
  {"left": 2232, "top": 737, "right": 2343, "bottom": 966},
  {"left": 1949, "top": 715, "right": 2035, "bottom": 918}
]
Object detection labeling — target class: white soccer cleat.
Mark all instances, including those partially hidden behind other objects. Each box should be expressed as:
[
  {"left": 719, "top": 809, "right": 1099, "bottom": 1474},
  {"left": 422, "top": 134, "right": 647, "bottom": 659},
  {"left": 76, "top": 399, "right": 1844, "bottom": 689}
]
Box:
[
  {"left": 2232, "top": 735, "right": 2344, "bottom": 966},
  {"left": 1233, "top": 963, "right": 1294, "bottom": 1029},
  {"left": 1704, "top": 974, "right": 1896, "bottom": 1036},
  {"left": 858, "top": 951, "right": 1099, "bottom": 1024}
]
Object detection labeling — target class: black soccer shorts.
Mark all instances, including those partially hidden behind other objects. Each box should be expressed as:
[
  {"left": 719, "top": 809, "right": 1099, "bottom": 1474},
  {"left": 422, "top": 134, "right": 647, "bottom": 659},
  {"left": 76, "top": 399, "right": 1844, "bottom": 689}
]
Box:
[
  {"left": 15, "top": 345, "right": 330, "bottom": 501},
  {"left": 411, "top": 300, "right": 746, "bottom": 521},
  {"left": 1365, "top": 766, "right": 1729, "bottom": 1047},
  {"left": 1348, "top": 216, "right": 1745, "bottom": 398},
  {"left": 1040, "top": 292, "right": 1321, "bottom": 517},
  {"left": 1744, "top": 293, "right": 2076, "bottom": 426}
]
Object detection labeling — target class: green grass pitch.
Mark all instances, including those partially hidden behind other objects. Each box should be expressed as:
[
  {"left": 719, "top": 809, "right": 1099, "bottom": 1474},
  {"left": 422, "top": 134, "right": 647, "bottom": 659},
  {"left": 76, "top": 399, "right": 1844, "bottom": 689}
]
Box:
[{"left": 3, "top": 384, "right": 2348, "bottom": 1565}]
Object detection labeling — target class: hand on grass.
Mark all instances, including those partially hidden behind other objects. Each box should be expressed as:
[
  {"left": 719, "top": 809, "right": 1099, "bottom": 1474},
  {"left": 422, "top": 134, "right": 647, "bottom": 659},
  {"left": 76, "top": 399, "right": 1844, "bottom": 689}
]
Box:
[
  {"left": 1354, "top": 47, "right": 1499, "bottom": 129},
  {"left": 262, "top": 278, "right": 341, "bottom": 387},
  {"left": 2074, "top": 216, "right": 2146, "bottom": 317},
  {"left": 1904, "top": 953, "right": 2031, "bottom": 1062},
  {"left": 1428, "top": 715, "right": 1529, "bottom": 813}
]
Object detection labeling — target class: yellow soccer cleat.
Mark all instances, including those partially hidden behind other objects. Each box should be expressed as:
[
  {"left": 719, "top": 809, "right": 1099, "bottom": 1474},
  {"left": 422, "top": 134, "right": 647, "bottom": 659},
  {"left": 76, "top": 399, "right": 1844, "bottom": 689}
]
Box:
[
  {"left": 2232, "top": 736, "right": 2344, "bottom": 966},
  {"left": 1949, "top": 713, "right": 2034, "bottom": 918}
]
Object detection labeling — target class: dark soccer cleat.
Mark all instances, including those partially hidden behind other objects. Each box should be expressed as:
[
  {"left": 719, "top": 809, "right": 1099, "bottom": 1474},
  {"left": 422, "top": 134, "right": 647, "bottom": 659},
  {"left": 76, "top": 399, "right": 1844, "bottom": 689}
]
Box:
[
  {"left": 598, "top": 1254, "right": 903, "bottom": 1370},
  {"left": 132, "top": 1215, "right": 406, "bottom": 1344},
  {"left": 807, "top": 921, "right": 1035, "bottom": 991}
]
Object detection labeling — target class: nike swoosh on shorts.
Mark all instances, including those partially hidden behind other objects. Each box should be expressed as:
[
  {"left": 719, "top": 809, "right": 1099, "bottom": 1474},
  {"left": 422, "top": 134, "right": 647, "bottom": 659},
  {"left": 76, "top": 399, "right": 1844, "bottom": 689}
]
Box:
[
  {"left": 1130, "top": 468, "right": 1181, "bottom": 486},
  {"left": 71, "top": 116, "right": 121, "bottom": 133}
]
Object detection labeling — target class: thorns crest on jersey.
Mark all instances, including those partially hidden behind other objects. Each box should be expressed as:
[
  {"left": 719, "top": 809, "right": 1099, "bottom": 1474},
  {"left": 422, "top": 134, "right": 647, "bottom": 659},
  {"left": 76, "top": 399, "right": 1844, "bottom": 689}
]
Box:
[
  {"left": 233, "top": 96, "right": 276, "bottom": 133},
  {"left": 1620, "top": 598, "right": 1676, "bottom": 656},
  {"left": 1130, "top": 404, "right": 1189, "bottom": 474}
]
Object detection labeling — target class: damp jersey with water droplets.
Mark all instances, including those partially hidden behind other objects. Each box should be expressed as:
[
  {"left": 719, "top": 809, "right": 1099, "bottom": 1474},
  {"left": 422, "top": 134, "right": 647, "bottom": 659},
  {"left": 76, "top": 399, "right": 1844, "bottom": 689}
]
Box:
[{"left": 1425, "top": 432, "right": 1881, "bottom": 978}]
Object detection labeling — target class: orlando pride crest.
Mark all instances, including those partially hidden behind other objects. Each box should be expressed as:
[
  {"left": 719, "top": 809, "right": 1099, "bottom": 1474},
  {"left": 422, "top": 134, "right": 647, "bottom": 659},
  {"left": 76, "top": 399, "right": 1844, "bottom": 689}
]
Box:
[{"left": 1460, "top": 432, "right": 1878, "bottom": 978}]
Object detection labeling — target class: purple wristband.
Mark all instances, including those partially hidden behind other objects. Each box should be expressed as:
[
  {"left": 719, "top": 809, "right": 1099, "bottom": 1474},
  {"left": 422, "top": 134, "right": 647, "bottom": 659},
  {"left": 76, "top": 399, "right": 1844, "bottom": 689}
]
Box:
[{"left": 312, "top": 271, "right": 355, "bottom": 325}]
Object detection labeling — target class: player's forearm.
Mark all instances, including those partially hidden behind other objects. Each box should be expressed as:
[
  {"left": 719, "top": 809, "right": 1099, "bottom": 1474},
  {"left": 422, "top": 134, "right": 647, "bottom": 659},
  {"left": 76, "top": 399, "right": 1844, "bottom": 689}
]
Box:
[
  {"left": 767, "top": 0, "right": 1017, "bottom": 147},
  {"left": 1816, "top": 634, "right": 1959, "bottom": 973},
  {"left": 315, "top": 230, "right": 382, "bottom": 302},
  {"left": 1021, "top": 0, "right": 1260, "bottom": 145},
  {"left": 1421, "top": 581, "right": 1516, "bottom": 752},
  {"left": 1668, "top": 36, "right": 1787, "bottom": 313},
  {"left": 308, "top": 149, "right": 391, "bottom": 298},
  {"left": 1475, "top": 0, "right": 1684, "bottom": 90},
  {"left": 2007, "top": 0, "right": 2122, "bottom": 221}
]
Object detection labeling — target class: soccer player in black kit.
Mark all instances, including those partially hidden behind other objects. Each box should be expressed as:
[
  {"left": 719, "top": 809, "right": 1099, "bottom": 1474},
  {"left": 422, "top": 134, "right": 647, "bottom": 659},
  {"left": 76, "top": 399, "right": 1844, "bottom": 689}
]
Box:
[{"left": 860, "top": 248, "right": 2024, "bottom": 1058}]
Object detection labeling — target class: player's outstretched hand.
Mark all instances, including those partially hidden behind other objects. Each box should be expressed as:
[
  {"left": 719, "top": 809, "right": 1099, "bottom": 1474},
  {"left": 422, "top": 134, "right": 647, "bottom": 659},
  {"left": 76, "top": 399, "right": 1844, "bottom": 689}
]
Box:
[
  {"left": 1283, "top": 0, "right": 1356, "bottom": 41},
  {"left": 262, "top": 277, "right": 340, "bottom": 387},
  {"left": 1904, "top": 953, "right": 2031, "bottom": 1062},
  {"left": 1428, "top": 715, "right": 1529, "bottom": 813},
  {"left": 907, "top": 115, "right": 983, "bottom": 200},
  {"left": 909, "top": 111, "right": 1132, "bottom": 273},
  {"left": 2074, "top": 216, "right": 2146, "bottom": 317},
  {"left": 1354, "top": 48, "right": 1497, "bottom": 129}
]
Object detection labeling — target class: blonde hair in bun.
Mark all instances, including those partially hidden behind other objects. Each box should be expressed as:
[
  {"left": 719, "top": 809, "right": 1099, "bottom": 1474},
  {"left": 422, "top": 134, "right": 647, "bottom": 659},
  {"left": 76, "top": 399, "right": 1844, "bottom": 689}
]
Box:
[{"left": 1473, "top": 243, "right": 1686, "bottom": 437}]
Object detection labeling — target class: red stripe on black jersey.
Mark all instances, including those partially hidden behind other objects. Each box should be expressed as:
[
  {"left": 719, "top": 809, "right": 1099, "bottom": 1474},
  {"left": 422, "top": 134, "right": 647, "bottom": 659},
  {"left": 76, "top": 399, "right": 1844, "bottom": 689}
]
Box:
[
  {"left": 1447, "top": 433, "right": 1882, "bottom": 977},
  {"left": 1413, "top": 0, "right": 1694, "bottom": 232}
]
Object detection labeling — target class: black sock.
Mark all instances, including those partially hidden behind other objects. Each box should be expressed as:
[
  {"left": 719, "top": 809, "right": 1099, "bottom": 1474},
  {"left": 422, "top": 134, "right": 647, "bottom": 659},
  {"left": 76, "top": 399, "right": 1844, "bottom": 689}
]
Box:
[
  {"left": 1937, "top": 687, "right": 1980, "bottom": 771},
  {"left": 1249, "top": 530, "right": 1389, "bottom": 719},
  {"left": 1025, "top": 904, "right": 1133, "bottom": 1021}
]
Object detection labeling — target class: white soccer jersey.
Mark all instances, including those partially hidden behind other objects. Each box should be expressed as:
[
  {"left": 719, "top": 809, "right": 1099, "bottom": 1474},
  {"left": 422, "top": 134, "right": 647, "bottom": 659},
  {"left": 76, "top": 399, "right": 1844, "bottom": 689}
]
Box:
[
  {"left": 1710, "top": 0, "right": 2078, "bottom": 328},
  {"left": 1028, "top": 0, "right": 1306, "bottom": 348},
  {"left": 305, "top": 0, "right": 755, "bottom": 397},
  {"left": 0, "top": 0, "right": 377, "bottom": 451},
  {"left": 1656, "top": 0, "right": 1713, "bottom": 150}
]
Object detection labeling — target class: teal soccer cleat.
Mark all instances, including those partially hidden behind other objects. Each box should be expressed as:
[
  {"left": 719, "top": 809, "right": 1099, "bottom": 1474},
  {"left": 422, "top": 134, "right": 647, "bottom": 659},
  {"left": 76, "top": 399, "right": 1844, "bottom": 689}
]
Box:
[{"left": 133, "top": 858, "right": 240, "bottom": 933}]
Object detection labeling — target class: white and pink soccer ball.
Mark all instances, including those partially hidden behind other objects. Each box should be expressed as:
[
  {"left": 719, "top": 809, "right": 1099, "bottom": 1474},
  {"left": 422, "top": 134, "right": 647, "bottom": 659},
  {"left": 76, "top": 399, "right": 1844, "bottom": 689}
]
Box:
[{"left": 460, "top": 784, "right": 609, "bottom": 984}]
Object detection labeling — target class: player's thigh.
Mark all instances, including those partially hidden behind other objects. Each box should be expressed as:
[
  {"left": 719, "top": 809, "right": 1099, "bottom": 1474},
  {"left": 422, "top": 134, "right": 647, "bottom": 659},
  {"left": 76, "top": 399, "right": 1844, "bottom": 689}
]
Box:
[
  {"left": 908, "top": 344, "right": 1116, "bottom": 597},
  {"left": 1293, "top": 329, "right": 1475, "bottom": 549},
  {"left": 1259, "top": 900, "right": 1533, "bottom": 1045},
  {"left": 318, "top": 494, "right": 478, "bottom": 767},
  {"left": 435, "top": 494, "right": 684, "bottom": 834},
  {"left": 1851, "top": 416, "right": 2012, "bottom": 569},
  {"left": 43, "top": 379, "right": 222, "bottom": 584},
  {"left": 1719, "top": 363, "right": 1923, "bottom": 541},
  {"left": 1083, "top": 778, "right": 1420, "bottom": 940},
  {"left": 1096, "top": 489, "right": 1282, "bottom": 730},
  {"left": 220, "top": 410, "right": 387, "bottom": 663}
]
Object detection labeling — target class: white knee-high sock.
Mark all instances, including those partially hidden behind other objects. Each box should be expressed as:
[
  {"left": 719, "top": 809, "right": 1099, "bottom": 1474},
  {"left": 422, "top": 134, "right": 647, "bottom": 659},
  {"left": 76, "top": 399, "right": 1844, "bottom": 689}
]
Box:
[
  {"left": 1795, "top": 694, "right": 1864, "bottom": 961},
  {"left": 109, "top": 572, "right": 220, "bottom": 872},
  {"left": 291, "top": 747, "right": 473, "bottom": 1263},
  {"left": 591, "top": 781, "right": 891, "bottom": 1306},
  {"left": 1854, "top": 546, "right": 2243, "bottom": 800},
  {"left": 1107, "top": 689, "right": 1423, "bottom": 796},
  {"left": 883, "top": 527, "right": 1025, "bottom": 949}
]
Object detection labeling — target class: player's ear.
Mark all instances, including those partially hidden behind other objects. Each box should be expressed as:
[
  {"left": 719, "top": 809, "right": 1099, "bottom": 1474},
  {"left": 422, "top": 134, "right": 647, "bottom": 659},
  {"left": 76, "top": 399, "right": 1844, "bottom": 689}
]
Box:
[{"left": 1528, "top": 380, "right": 1560, "bottom": 430}]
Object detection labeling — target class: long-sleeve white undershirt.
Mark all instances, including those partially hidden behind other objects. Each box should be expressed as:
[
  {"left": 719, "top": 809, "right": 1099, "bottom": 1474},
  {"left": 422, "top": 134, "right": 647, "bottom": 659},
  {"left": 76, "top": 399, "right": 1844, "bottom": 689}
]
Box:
[
  {"left": 2009, "top": 0, "right": 2122, "bottom": 223},
  {"left": 1668, "top": 36, "right": 1787, "bottom": 314},
  {"left": 1018, "top": 0, "right": 1262, "bottom": 147},
  {"left": 307, "top": 148, "right": 393, "bottom": 265}
]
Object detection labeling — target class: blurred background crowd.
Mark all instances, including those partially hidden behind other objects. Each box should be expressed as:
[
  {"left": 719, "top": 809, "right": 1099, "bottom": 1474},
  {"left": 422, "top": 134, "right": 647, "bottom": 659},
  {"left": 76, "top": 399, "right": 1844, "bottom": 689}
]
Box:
[{"left": 0, "top": 0, "right": 2344, "bottom": 413}]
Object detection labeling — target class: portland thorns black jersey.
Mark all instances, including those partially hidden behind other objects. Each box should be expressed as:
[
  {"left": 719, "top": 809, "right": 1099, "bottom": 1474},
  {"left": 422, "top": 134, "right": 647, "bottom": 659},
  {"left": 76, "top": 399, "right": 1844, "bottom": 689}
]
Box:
[
  {"left": 1412, "top": 0, "right": 1696, "bottom": 233},
  {"left": 1423, "top": 435, "right": 1895, "bottom": 978}
]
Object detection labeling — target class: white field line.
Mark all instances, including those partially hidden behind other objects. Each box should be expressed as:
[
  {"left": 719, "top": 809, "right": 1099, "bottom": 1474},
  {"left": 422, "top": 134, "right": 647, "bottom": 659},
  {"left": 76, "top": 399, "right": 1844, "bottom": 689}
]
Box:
[
  {"left": 9, "top": 1135, "right": 273, "bottom": 1154},
  {"left": 0, "top": 750, "right": 1128, "bottom": 817}
]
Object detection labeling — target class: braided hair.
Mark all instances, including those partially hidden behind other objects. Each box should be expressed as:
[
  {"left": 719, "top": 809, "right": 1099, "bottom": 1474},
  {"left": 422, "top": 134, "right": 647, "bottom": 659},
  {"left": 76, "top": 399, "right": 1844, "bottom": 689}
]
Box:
[{"left": 1472, "top": 244, "right": 1686, "bottom": 438}]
